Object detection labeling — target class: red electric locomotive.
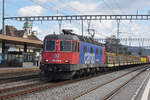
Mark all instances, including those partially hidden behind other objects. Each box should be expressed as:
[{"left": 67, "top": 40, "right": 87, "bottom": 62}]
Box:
[{"left": 40, "top": 30, "right": 106, "bottom": 80}]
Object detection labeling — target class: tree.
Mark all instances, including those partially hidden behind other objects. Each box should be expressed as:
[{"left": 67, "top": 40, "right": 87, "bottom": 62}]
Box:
[
  {"left": 105, "top": 35, "right": 130, "bottom": 55},
  {"left": 105, "top": 35, "right": 120, "bottom": 53},
  {"left": 138, "top": 47, "right": 143, "bottom": 56}
]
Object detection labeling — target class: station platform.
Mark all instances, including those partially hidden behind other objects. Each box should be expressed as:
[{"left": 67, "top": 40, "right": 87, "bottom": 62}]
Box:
[{"left": 138, "top": 68, "right": 150, "bottom": 100}]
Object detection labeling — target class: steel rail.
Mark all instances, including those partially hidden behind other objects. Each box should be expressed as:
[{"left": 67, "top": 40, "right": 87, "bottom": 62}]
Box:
[
  {"left": 0, "top": 65, "right": 146, "bottom": 100},
  {"left": 101, "top": 69, "right": 146, "bottom": 100},
  {"left": 0, "top": 71, "right": 113, "bottom": 100},
  {"left": 0, "top": 81, "right": 47, "bottom": 94},
  {"left": 0, "top": 74, "right": 40, "bottom": 84},
  {"left": 64, "top": 66, "right": 147, "bottom": 100}
]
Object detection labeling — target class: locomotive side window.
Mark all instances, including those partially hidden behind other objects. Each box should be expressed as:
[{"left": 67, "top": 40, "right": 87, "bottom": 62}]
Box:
[
  {"left": 72, "top": 41, "right": 77, "bottom": 52},
  {"left": 90, "top": 47, "right": 93, "bottom": 53},
  {"left": 60, "top": 41, "right": 72, "bottom": 51},
  {"left": 100, "top": 49, "right": 103, "bottom": 55},
  {"left": 96, "top": 48, "right": 98, "bottom": 55},
  {"left": 78, "top": 43, "right": 80, "bottom": 52},
  {"left": 83, "top": 46, "right": 87, "bottom": 53},
  {"left": 45, "top": 40, "right": 55, "bottom": 51}
]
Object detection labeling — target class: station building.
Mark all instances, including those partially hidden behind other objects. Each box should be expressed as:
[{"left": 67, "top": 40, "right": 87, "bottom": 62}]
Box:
[{"left": 0, "top": 21, "right": 43, "bottom": 67}]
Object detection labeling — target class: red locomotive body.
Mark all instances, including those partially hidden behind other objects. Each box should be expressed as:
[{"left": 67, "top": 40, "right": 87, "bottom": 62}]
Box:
[{"left": 42, "top": 39, "right": 80, "bottom": 64}]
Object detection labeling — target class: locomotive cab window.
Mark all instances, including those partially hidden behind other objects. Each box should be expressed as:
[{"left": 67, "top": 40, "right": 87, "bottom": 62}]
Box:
[
  {"left": 72, "top": 41, "right": 77, "bottom": 52},
  {"left": 45, "top": 40, "right": 55, "bottom": 51},
  {"left": 100, "top": 49, "right": 103, "bottom": 55},
  {"left": 60, "top": 41, "right": 72, "bottom": 51},
  {"left": 78, "top": 43, "right": 80, "bottom": 52}
]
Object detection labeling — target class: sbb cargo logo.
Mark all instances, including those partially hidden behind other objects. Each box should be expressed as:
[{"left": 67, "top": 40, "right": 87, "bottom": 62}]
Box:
[{"left": 84, "top": 53, "right": 95, "bottom": 64}]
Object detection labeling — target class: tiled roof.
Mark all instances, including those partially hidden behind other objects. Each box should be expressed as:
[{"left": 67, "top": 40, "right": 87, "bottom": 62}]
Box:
[{"left": 0, "top": 25, "right": 41, "bottom": 41}]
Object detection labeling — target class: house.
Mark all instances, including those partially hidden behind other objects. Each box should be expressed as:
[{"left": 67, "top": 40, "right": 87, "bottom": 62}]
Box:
[{"left": 0, "top": 21, "right": 43, "bottom": 67}]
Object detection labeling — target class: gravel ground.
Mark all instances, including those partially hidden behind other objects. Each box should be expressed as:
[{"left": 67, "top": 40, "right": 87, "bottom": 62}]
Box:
[
  {"left": 109, "top": 68, "right": 150, "bottom": 100},
  {"left": 75, "top": 68, "right": 145, "bottom": 100},
  {"left": 14, "top": 66, "right": 144, "bottom": 100}
]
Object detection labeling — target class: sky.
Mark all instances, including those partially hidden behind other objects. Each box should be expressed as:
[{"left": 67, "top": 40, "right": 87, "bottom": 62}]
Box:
[{"left": 1, "top": 0, "right": 150, "bottom": 47}]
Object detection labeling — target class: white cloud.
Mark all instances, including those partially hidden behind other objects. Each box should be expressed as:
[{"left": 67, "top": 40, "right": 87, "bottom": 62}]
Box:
[
  {"left": 32, "top": 26, "right": 42, "bottom": 33},
  {"left": 32, "top": 24, "right": 60, "bottom": 40},
  {"left": 31, "top": 0, "right": 58, "bottom": 4},
  {"left": 17, "top": 5, "right": 45, "bottom": 16},
  {"left": 32, "top": 26, "right": 43, "bottom": 40},
  {"left": 61, "top": 1, "right": 102, "bottom": 14},
  {"left": 68, "top": 1, "right": 98, "bottom": 13},
  {"left": 29, "top": 0, "right": 150, "bottom": 14},
  {"left": 100, "top": 0, "right": 150, "bottom": 14},
  {"left": 15, "top": 0, "right": 150, "bottom": 46},
  {"left": 31, "top": 0, "right": 47, "bottom": 3}
]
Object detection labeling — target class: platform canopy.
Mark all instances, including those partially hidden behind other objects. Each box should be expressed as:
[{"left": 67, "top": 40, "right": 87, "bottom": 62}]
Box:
[{"left": 0, "top": 34, "right": 43, "bottom": 48}]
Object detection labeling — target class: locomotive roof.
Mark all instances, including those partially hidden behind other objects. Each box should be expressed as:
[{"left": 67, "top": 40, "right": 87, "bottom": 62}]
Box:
[
  {"left": 45, "top": 29, "right": 104, "bottom": 47},
  {"left": 45, "top": 34, "right": 104, "bottom": 47},
  {"left": 45, "top": 34, "right": 80, "bottom": 41},
  {"left": 78, "top": 36, "right": 104, "bottom": 47}
]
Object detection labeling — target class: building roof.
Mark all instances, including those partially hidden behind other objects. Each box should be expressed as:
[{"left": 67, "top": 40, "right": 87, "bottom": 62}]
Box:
[
  {"left": 0, "top": 25, "right": 41, "bottom": 41},
  {"left": 0, "top": 25, "right": 43, "bottom": 48}
]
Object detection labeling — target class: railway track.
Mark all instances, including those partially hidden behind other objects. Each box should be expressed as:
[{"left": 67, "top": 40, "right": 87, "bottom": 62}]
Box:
[
  {"left": 101, "top": 69, "right": 146, "bottom": 100},
  {"left": 0, "top": 66, "right": 146, "bottom": 100},
  {"left": 0, "top": 81, "right": 47, "bottom": 97},
  {"left": 0, "top": 71, "right": 114, "bottom": 100},
  {"left": 63, "top": 66, "right": 148, "bottom": 100},
  {"left": 0, "top": 74, "right": 40, "bottom": 84},
  {"left": 0, "top": 68, "right": 40, "bottom": 84}
]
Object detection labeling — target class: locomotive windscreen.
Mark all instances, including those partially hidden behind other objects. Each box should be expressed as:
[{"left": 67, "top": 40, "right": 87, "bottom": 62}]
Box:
[
  {"left": 45, "top": 40, "right": 56, "bottom": 51},
  {"left": 60, "top": 41, "right": 72, "bottom": 51}
]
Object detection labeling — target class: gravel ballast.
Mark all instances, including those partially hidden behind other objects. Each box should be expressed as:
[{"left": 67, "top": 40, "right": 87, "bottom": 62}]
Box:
[{"left": 14, "top": 66, "right": 146, "bottom": 100}]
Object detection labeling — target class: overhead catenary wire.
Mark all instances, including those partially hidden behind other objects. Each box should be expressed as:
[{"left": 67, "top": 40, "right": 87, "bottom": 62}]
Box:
[
  {"left": 55, "top": 0, "right": 83, "bottom": 14},
  {"left": 45, "top": 0, "right": 92, "bottom": 35},
  {"left": 111, "top": 0, "right": 133, "bottom": 39},
  {"left": 102, "top": 0, "right": 116, "bottom": 14},
  {"left": 102, "top": 0, "right": 138, "bottom": 42},
  {"left": 59, "top": 0, "right": 113, "bottom": 37},
  {"left": 47, "top": 0, "right": 111, "bottom": 37},
  {"left": 112, "top": 0, "right": 125, "bottom": 14},
  {"left": 28, "top": 0, "right": 67, "bottom": 15},
  {"left": 5, "top": 0, "right": 150, "bottom": 47},
  {"left": 25, "top": 0, "right": 124, "bottom": 37}
]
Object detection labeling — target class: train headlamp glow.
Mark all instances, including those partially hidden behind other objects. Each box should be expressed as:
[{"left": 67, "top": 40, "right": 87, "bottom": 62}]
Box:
[
  {"left": 65, "top": 60, "right": 69, "bottom": 63},
  {"left": 45, "top": 59, "right": 49, "bottom": 62}
]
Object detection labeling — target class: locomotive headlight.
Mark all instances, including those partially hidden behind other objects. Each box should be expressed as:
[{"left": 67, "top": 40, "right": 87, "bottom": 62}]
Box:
[
  {"left": 45, "top": 59, "right": 49, "bottom": 62},
  {"left": 65, "top": 60, "right": 70, "bottom": 63}
]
